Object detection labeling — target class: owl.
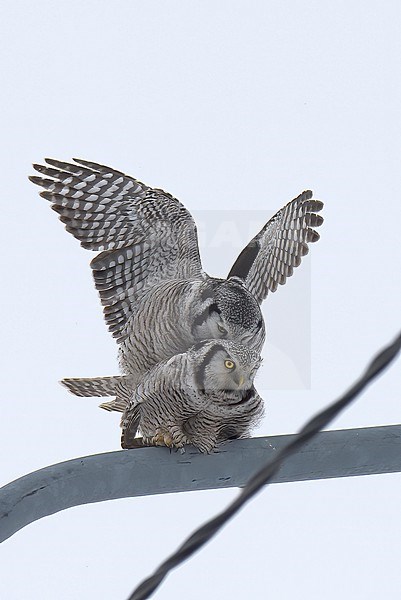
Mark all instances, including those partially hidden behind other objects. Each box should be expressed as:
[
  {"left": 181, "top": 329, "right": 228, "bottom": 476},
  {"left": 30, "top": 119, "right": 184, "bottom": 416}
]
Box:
[
  {"left": 63, "top": 341, "right": 263, "bottom": 451},
  {"left": 113, "top": 340, "right": 262, "bottom": 453},
  {"left": 30, "top": 158, "right": 323, "bottom": 410}
]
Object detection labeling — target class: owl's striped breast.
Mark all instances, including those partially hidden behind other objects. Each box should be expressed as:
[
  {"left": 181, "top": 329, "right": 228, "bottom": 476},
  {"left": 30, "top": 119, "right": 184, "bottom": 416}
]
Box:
[{"left": 133, "top": 355, "right": 195, "bottom": 440}]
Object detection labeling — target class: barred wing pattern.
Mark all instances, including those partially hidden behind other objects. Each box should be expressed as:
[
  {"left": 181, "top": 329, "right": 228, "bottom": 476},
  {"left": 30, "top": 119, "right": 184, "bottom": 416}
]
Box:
[
  {"left": 228, "top": 190, "right": 323, "bottom": 304},
  {"left": 30, "top": 159, "right": 204, "bottom": 341}
]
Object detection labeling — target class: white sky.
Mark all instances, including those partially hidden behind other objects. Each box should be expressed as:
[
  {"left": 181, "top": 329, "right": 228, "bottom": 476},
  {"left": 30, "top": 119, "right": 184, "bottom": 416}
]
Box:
[{"left": 1, "top": 1, "right": 401, "bottom": 598}]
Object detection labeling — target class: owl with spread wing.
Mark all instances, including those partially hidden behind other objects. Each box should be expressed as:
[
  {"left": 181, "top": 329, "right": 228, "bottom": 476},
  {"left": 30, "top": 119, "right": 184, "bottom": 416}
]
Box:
[{"left": 30, "top": 158, "right": 323, "bottom": 413}]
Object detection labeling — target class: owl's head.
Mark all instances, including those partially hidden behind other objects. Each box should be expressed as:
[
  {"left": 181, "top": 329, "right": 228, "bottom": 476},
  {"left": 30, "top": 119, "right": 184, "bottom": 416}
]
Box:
[
  {"left": 191, "top": 339, "right": 262, "bottom": 393},
  {"left": 193, "top": 278, "right": 265, "bottom": 354}
]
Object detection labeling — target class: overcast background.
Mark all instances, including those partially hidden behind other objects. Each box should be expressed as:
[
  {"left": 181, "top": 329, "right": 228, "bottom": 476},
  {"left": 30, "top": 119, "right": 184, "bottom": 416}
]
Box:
[{"left": 1, "top": 1, "right": 401, "bottom": 598}]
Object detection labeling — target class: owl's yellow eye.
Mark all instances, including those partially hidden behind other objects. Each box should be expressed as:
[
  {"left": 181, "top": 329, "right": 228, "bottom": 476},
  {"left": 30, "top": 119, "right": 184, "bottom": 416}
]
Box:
[
  {"left": 217, "top": 324, "right": 227, "bottom": 336},
  {"left": 224, "top": 359, "right": 235, "bottom": 369}
]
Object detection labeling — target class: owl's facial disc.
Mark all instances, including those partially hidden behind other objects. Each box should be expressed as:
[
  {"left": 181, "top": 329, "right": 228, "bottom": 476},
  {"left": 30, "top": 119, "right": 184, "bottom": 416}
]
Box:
[
  {"left": 192, "top": 307, "right": 230, "bottom": 341},
  {"left": 224, "top": 358, "right": 244, "bottom": 387},
  {"left": 220, "top": 353, "right": 250, "bottom": 390},
  {"left": 223, "top": 352, "right": 256, "bottom": 390},
  {"left": 194, "top": 341, "right": 260, "bottom": 394}
]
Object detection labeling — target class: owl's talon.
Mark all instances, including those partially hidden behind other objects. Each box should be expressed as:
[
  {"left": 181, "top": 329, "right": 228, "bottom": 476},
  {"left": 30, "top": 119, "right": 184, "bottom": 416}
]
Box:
[
  {"left": 163, "top": 433, "right": 174, "bottom": 448},
  {"left": 150, "top": 430, "right": 178, "bottom": 448}
]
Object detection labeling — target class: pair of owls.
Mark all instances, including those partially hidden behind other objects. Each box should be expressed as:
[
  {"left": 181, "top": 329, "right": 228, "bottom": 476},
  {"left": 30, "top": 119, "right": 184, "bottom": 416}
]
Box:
[{"left": 30, "top": 158, "right": 323, "bottom": 452}]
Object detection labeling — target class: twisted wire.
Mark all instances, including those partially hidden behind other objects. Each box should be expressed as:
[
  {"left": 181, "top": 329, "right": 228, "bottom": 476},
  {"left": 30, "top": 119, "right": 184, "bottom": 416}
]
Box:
[{"left": 127, "top": 331, "right": 401, "bottom": 600}]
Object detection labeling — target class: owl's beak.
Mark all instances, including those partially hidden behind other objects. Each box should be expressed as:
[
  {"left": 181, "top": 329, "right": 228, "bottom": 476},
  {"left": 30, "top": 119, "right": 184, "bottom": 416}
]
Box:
[{"left": 234, "top": 373, "right": 245, "bottom": 388}]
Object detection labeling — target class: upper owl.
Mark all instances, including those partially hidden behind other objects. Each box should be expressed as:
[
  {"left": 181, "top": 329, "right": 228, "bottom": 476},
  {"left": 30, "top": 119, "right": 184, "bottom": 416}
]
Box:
[{"left": 30, "top": 158, "right": 323, "bottom": 380}]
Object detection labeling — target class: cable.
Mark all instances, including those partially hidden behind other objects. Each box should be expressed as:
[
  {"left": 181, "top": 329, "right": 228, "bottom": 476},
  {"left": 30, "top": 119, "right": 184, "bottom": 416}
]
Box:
[{"left": 126, "top": 331, "right": 401, "bottom": 600}]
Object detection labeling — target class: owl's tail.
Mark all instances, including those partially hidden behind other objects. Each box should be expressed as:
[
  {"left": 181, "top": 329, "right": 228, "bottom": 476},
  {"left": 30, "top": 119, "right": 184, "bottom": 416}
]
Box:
[
  {"left": 61, "top": 375, "right": 121, "bottom": 397},
  {"left": 60, "top": 375, "right": 132, "bottom": 413}
]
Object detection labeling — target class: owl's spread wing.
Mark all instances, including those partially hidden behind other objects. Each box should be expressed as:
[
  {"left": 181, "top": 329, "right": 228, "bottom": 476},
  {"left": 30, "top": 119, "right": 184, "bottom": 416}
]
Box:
[
  {"left": 30, "top": 159, "right": 204, "bottom": 341},
  {"left": 227, "top": 190, "right": 323, "bottom": 304}
]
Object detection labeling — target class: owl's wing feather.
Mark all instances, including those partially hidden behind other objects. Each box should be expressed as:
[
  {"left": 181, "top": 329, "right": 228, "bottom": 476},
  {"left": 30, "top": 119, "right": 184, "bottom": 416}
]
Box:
[
  {"left": 30, "top": 159, "right": 204, "bottom": 341},
  {"left": 227, "top": 190, "right": 323, "bottom": 303}
]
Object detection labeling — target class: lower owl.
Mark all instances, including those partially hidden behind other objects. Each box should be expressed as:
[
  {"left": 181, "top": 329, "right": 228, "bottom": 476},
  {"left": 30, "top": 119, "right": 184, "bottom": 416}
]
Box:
[{"left": 63, "top": 340, "right": 264, "bottom": 453}]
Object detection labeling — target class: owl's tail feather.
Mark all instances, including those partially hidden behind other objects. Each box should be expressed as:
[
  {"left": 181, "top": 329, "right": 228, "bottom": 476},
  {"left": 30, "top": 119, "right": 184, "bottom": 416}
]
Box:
[
  {"left": 98, "top": 397, "right": 127, "bottom": 413},
  {"left": 61, "top": 375, "right": 133, "bottom": 413},
  {"left": 61, "top": 375, "right": 122, "bottom": 397}
]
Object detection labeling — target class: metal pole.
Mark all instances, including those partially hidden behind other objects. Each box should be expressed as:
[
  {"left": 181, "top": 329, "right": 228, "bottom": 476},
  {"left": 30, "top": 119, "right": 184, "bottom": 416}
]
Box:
[{"left": 1, "top": 424, "right": 401, "bottom": 544}]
